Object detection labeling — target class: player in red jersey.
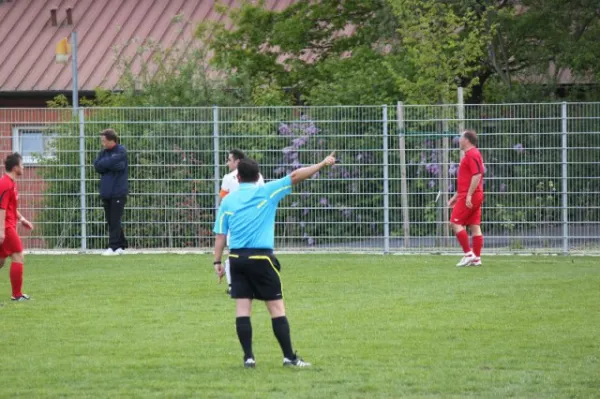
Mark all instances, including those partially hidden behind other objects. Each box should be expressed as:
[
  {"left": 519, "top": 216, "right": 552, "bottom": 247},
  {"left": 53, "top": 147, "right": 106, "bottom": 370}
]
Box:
[
  {"left": 0, "top": 153, "right": 34, "bottom": 301},
  {"left": 448, "top": 130, "right": 485, "bottom": 267}
]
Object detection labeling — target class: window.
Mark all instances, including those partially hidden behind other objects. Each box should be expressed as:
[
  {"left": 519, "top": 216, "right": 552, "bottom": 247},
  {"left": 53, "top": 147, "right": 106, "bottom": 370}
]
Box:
[{"left": 12, "top": 127, "right": 56, "bottom": 165}]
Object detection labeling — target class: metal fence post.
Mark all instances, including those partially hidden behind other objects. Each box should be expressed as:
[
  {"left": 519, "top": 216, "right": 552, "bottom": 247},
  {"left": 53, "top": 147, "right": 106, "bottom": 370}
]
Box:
[
  {"left": 457, "top": 87, "right": 465, "bottom": 160},
  {"left": 441, "top": 107, "right": 450, "bottom": 246},
  {"left": 78, "top": 108, "right": 87, "bottom": 250},
  {"left": 561, "top": 102, "right": 569, "bottom": 255},
  {"left": 71, "top": 32, "right": 79, "bottom": 117},
  {"left": 383, "top": 105, "right": 390, "bottom": 254},
  {"left": 397, "top": 102, "right": 410, "bottom": 249},
  {"left": 457, "top": 87, "right": 465, "bottom": 132},
  {"left": 213, "top": 106, "right": 220, "bottom": 210}
]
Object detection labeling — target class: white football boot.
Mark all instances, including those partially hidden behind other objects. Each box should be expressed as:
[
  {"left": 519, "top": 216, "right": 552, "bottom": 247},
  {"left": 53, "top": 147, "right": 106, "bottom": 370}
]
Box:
[{"left": 456, "top": 251, "right": 477, "bottom": 267}]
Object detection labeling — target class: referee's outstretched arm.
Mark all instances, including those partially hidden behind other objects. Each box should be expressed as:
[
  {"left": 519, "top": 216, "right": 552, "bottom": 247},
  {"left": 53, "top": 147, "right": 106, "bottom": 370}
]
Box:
[{"left": 290, "top": 151, "right": 336, "bottom": 185}]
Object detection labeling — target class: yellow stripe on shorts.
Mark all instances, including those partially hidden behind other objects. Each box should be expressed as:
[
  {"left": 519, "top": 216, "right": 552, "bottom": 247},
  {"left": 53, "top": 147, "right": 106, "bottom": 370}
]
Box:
[{"left": 249, "top": 255, "right": 283, "bottom": 299}]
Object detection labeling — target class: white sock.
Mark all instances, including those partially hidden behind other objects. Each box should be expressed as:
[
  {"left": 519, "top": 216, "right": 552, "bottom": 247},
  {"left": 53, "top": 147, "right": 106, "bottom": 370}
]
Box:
[{"left": 225, "top": 258, "right": 232, "bottom": 286}]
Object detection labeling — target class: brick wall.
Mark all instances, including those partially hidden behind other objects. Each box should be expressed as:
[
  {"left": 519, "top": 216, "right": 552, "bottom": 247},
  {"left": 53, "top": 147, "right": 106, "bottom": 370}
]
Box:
[{"left": 0, "top": 108, "right": 72, "bottom": 248}]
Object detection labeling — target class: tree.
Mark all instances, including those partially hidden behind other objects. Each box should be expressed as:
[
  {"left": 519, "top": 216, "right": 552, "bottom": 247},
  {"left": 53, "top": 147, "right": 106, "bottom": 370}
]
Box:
[
  {"left": 387, "top": 0, "right": 508, "bottom": 103},
  {"left": 202, "top": 0, "right": 600, "bottom": 104},
  {"left": 387, "top": 0, "right": 600, "bottom": 103},
  {"left": 501, "top": 0, "right": 600, "bottom": 85},
  {"left": 200, "top": 0, "right": 404, "bottom": 105}
]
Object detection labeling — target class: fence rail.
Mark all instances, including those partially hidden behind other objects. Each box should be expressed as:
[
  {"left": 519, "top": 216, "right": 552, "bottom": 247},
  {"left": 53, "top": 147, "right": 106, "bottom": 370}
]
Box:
[{"left": 0, "top": 103, "right": 598, "bottom": 254}]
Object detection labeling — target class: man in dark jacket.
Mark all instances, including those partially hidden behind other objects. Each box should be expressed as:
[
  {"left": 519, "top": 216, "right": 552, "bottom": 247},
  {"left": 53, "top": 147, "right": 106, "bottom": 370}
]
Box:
[{"left": 93, "top": 129, "right": 128, "bottom": 256}]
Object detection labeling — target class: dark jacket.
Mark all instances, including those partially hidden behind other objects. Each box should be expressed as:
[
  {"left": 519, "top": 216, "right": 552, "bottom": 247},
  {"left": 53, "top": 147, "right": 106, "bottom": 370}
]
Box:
[{"left": 93, "top": 144, "right": 129, "bottom": 199}]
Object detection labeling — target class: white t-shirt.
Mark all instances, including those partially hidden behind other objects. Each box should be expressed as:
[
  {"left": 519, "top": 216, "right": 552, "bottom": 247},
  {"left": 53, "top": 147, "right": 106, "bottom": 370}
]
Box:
[{"left": 220, "top": 169, "right": 265, "bottom": 199}]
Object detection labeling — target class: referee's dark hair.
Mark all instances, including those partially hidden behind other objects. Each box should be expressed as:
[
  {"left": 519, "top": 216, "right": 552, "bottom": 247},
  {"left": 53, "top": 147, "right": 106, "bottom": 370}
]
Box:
[
  {"left": 237, "top": 158, "right": 260, "bottom": 183},
  {"left": 5, "top": 152, "right": 23, "bottom": 172},
  {"left": 463, "top": 130, "right": 478, "bottom": 147},
  {"left": 101, "top": 128, "right": 119, "bottom": 143},
  {"left": 229, "top": 149, "right": 246, "bottom": 161}
]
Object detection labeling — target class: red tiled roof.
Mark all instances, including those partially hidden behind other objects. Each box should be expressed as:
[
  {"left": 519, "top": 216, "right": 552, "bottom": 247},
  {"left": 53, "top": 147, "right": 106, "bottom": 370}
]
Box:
[{"left": 0, "top": 0, "right": 295, "bottom": 92}]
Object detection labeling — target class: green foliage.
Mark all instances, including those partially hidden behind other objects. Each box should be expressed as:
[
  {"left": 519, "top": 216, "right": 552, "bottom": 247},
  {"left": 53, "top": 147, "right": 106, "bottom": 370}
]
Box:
[
  {"left": 481, "top": 77, "right": 560, "bottom": 103},
  {"left": 202, "top": 0, "right": 600, "bottom": 103},
  {"left": 201, "top": 0, "right": 403, "bottom": 105},
  {"left": 250, "top": 81, "right": 292, "bottom": 106},
  {"left": 507, "top": 0, "right": 600, "bottom": 80},
  {"left": 387, "top": 0, "right": 494, "bottom": 103},
  {"left": 307, "top": 46, "right": 401, "bottom": 105},
  {"left": 115, "top": 43, "right": 248, "bottom": 107},
  {"left": 387, "top": 0, "right": 600, "bottom": 103},
  {"left": 46, "top": 94, "right": 70, "bottom": 108},
  {"left": 34, "top": 111, "right": 85, "bottom": 248}
]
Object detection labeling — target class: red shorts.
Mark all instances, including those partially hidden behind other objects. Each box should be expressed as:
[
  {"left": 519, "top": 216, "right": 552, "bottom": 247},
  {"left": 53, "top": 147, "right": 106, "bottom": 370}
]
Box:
[
  {"left": 0, "top": 227, "right": 23, "bottom": 258},
  {"left": 451, "top": 193, "right": 484, "bottom": 226}
]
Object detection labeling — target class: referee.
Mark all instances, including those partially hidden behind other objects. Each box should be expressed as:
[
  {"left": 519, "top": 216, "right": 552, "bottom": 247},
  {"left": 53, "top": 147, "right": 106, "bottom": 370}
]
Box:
[{"left": 213, "top": 152, "right": 336, "bottom": 368}]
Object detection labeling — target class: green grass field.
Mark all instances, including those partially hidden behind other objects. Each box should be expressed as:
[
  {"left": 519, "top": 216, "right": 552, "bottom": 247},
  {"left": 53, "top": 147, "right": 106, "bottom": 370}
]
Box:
[{"left": 0, "top": 254, "right": 598, "bottom": 398}]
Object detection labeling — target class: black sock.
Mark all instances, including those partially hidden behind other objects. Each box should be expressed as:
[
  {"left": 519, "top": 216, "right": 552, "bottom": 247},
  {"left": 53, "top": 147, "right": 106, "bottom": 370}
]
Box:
[
  {"left": 236, "top": 317, "right": 253, "bottom": 360},
  {"left": 272, "top": 316, "right": 294, "bottom": 359}
]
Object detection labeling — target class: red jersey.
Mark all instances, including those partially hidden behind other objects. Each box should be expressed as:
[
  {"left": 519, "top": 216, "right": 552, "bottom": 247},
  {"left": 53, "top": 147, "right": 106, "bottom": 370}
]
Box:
[
  {"left": 457, "top": 147, "right": 484, "bottom": 195},
  {"left": 0, "top": 174, "right": 19, "bottom": 229}
]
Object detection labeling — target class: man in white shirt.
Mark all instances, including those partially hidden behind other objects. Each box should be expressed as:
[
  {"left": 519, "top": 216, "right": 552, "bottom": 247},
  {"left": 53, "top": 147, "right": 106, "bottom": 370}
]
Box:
[{"left": 220, "top": 149, "right": 265, "bottom": 295}]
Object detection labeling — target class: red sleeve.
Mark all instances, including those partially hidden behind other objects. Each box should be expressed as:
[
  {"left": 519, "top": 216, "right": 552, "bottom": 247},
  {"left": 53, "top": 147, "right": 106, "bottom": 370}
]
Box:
[
  {"left": 0, "top": 183, "right": 10, "bottom": 210},
  {"left": 467, "top": 153, "right": 483, "bottom": 176}
]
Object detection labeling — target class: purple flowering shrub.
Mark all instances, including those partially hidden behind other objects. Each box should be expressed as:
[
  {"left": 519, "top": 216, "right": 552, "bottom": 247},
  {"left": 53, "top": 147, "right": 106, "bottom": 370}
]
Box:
[
  {"left": 387, "top": 134, "right": 462, "bottom": 236},
  {"left": 269, "top": 113, "right": 384, "bottom": 247}
]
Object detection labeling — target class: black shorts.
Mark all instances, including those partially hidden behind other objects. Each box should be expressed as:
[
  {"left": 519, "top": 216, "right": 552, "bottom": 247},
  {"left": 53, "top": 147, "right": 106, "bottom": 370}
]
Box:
[{"left": 229, "top": 249, "right": 283, "bottom": 301}]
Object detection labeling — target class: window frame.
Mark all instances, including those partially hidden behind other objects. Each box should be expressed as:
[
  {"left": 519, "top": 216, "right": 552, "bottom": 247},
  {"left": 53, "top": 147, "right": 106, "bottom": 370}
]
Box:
[{"left": 11, "top": 125, "right": 57, "bottom": 165}]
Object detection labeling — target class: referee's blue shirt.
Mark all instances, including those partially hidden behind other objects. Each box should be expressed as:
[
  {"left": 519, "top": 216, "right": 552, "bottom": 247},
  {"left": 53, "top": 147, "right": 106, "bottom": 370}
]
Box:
[{"left": 213, "top": 175, "right": 292, "bottom": 250}]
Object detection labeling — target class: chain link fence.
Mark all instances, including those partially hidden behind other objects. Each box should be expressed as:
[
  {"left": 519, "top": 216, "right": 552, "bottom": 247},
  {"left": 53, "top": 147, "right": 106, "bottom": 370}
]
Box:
[{"left": 0, "top": 104, "right": 598, "bottom": 254}]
